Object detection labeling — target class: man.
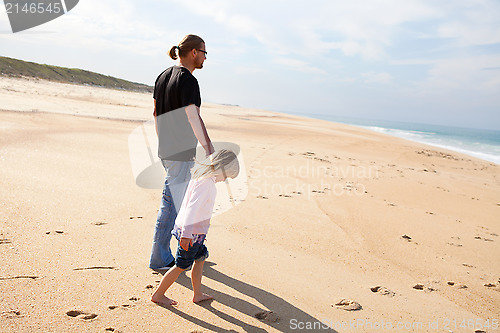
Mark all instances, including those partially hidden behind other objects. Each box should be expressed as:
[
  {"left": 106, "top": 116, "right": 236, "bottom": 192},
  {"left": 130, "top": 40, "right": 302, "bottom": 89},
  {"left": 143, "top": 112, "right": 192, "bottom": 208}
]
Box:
[{"left": 150, "top": 34, "right": 215, "bottom": 271}]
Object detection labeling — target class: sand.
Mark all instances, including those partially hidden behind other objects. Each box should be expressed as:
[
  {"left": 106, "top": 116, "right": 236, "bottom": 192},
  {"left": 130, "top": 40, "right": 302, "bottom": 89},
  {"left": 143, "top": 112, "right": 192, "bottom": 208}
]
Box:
[{"left": 1, "top": 77, "right": 499, "bottom": 332}]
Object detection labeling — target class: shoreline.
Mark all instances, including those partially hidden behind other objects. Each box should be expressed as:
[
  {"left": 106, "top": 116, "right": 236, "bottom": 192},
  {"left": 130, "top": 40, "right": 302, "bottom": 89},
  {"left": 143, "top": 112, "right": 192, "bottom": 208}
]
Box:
[{"left": 279, "top": 111, "right": 500, "bottom": 166}]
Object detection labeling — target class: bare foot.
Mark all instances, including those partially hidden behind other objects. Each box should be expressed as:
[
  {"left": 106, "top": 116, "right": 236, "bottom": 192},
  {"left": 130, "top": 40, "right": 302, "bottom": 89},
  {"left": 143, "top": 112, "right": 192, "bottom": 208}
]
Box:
[
  {"left": 193, "top": 293, "right": 213, "bottom": 303},
  {"left": 151, "top": 293, "right": 178, "bottom": 306}
]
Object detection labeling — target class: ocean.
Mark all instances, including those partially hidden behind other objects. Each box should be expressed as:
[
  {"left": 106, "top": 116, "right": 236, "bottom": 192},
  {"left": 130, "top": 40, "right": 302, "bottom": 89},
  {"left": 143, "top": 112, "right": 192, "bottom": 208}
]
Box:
[{"left": 285, "top": 112, "right": 500, "bottom": 165}]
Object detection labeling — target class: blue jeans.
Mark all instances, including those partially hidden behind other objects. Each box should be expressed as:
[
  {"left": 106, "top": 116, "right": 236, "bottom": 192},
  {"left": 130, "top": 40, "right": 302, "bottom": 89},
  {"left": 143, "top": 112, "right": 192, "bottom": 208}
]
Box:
[
  {"left": 175, "top": 237, "right": 209, "bottom": 270},
  {"left": 149, "top": 160, "right": 194, "bottom": 269}
]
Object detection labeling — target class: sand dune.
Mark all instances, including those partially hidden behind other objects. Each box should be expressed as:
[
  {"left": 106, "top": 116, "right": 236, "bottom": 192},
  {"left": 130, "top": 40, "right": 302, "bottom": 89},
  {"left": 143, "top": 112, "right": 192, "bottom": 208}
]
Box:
[{"left": 1, "top": 77, "right": 499, "bottom": 332}]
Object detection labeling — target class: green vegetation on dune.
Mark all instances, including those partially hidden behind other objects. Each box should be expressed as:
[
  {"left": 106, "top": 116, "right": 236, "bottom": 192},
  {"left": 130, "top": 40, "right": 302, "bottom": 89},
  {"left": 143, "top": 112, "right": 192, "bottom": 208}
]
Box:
[{"left": 0, "top": 56, "right": 152, "bottom": 93}]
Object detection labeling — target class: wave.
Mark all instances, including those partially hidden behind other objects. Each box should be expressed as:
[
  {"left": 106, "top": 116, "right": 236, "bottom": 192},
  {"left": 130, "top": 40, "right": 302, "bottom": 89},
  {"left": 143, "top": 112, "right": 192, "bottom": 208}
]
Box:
[
  {"left": 283, "top": 111, "right": 500, "bottom": 165},
  {"left": 359, "top": 126, "right": 500, "bottom": 164}
]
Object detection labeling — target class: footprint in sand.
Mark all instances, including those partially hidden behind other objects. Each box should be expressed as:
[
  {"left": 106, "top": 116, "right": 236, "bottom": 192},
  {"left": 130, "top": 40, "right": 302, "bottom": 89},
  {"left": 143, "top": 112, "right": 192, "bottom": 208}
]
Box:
[
  {"left": 448, "top": 236, "right": 463, "bottom": 246},
  {"left": 109, "top": 302, "right": 137, "bottom": 310},
  {"left": 44, "top": 230, "right": 64, "bottom": 234},
  {"left": 413, "top": 284, "right": 437, "bottom": 292},
  {"left": 82, "top": 313, "right": 98, "bottom": 320},
  {"left": 92, "top": 222, "right": 107, "bottom": 226},
  {"left": 0, "top": 238, "right": 12, "bottom": 245},
  {"left": 333, "top": 299, "right": 362, "bottom": 311},
  {"left": 447, "top": 282, "right": 468, "bottom": 289},
  {"left": 1, "top": 310, "right": 22, "bottom": 318},
  {"left": 370, "top": 286, "right": 396, "bottom": 297},
  {"left": 254, "top": 310, "right": 279, "bottom": 322},
  {"left": 401, "top": 235, "right": 412, "bottom": 242},
  {"left": 66, "top": 310, "right": 98, "bottom": 320},
  {"left": 474, "top": 236, "right": 494, "bottom": 242}
]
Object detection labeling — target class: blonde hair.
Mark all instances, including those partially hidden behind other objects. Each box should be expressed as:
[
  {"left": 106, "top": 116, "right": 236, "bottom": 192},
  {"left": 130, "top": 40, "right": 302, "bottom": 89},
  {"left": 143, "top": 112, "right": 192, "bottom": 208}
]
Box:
[
  {"left": 192, "top": 149, "right": 239, "bottom": 180},
  {"left": 169, "top": 34, "right": 205, "bottom": 60}
]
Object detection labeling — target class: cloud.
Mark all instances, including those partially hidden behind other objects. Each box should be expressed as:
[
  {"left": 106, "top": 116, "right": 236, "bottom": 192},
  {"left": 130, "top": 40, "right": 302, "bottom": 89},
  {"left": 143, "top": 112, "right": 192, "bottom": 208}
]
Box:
[
  {"left": 172, "top": 0, "right": 499, "bottom": 65},
  {"left": 288, "top": 0, "right": 442, "bottom": 60},
  {"left": 362, "top": 71, "right": 393, "bottom": 84},
  {"left": 169, "top": 0, "right": 442, "bottom": 62},
  {"left": 1, "top": 0, "right": 177, "bottom": 57},
  {"left": 168, "top": 0, "right": 288, "bottom": 55},
  {"left": 233, "top": 65, "right": 264, "bottom": 74},
  {"left": 437, "top": 0, "right": 500, "bottom": 46},
  {"left": 423, "top": 55, "right": 500, "bottom": 91},
  {"left": 394, "top": 53, "right": 500, "bottom": 99},
  {"left": 274, "top": 57, "right": 326, "bottom": 74}
]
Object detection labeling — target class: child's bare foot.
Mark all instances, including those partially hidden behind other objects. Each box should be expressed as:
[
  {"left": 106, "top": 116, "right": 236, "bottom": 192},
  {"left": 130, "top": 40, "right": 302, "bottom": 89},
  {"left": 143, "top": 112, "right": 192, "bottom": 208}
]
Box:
[
  {"left": 151, "top": 293, "right": 178, "bottom": 306},
  {"left": 193, "top": 293, "right": 213, "bottom": 303}
]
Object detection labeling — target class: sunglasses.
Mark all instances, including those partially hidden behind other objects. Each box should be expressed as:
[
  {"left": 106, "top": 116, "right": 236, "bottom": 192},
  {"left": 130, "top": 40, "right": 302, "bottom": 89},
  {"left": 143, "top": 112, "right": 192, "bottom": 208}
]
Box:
[{"left": 197, "top": 49, "right": 207, "bottom": 57}]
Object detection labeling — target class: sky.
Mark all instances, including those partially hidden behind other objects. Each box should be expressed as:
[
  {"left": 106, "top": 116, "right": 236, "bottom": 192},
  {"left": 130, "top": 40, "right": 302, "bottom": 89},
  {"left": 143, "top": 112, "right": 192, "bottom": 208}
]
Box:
[{"left": 1, "top": 0, "right": 500, "bottom": 130}]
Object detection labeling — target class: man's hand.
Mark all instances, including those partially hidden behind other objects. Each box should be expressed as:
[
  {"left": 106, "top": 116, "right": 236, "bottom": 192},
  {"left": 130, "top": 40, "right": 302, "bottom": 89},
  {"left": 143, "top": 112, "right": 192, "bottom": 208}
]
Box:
[{"left": 180, "top": 237, "right": 192, "bottom": 251}]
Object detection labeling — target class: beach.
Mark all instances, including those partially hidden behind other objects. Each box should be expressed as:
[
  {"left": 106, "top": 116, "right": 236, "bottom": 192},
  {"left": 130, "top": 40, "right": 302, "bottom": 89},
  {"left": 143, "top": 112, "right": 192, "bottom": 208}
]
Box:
[{"left": 1, "top": 77, "right": 499, "bottom": 332}]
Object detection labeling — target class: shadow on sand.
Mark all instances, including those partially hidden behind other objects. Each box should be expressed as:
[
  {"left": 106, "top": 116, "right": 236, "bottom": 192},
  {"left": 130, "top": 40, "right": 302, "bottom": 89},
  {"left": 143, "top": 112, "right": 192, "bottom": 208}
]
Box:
[{"left": 157, "top": 261, "right": 338, "bottom": 333}]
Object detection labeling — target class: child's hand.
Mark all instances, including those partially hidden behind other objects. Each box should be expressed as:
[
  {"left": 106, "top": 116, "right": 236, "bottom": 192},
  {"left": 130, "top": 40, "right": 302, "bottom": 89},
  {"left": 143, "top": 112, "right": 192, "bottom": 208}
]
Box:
[{"left": 180, "top": 237, "right": 192, "bottom": 251}]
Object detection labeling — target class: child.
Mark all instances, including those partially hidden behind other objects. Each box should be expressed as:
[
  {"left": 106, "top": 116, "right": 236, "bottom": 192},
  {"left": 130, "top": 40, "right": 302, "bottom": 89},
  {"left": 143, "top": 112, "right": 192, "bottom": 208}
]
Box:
[{"left": 151, "top": 149, "right": 240, "bottom": 306}]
